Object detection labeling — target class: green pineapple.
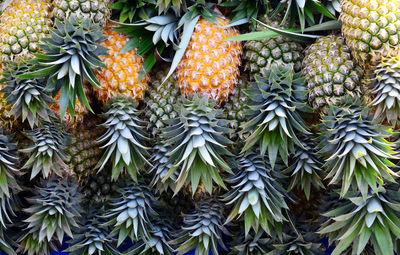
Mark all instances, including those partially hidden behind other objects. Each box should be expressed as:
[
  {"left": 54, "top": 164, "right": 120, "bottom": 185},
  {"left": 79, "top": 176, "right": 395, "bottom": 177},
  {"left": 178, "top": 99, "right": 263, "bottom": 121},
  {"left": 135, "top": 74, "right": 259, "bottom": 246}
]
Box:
[
  {"left": 244, "top": 16, "right": 304, "bottom": 76},
  {"left": 240, "top": 64, "right": 310, "bottom": 169},
  {"left": 52, "top": 0, "right": 112, "bottom": 28},
  {"left": 96, "top": 98, "right": 151, "bottom": 181},
  {"left": 161, "top": 94, "right": 233, "bottom": 196},
  {"left": 319, "top": 185, "right": 400, "bottom": 255},
  {"left": 67, "top": 207, "right": 120, "bottom": 255},
  {"left": 318, "top": 97, "right": 398, "bottom": 197},
  {"left": 369, "top": 49, "right": 400, "bottom": 125},
  {"left": 172, "top": 197, "right": 229, "bottom": 255},
  {"left": 20, "top": 121, "right": 68, "bottom": 179},
  {"left": 222, "top": 150, "right": 290, "bottom": 238},
  {"left": 302, "top": 35, "right": 364, "bottom": 110},
  {"left": 222, "top": 76, "right": 250, "bottom": 143},
  {"left": 104, "top": 180, "right": 159, "bottom": 247},
  {"left": 17, "top": 176, "right": 83, "bottom": 255},
  {"left": 145, "top": 66, "right": 180, "bottom": 136}
]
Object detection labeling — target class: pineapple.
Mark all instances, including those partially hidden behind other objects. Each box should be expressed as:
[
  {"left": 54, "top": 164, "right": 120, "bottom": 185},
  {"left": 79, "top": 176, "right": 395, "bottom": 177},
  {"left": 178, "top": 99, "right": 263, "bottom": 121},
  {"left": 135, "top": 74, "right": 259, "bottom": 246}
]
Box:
[
  {"left": 320, "top": 185, "right": 400, "bottom": 255},
  {"left": 176, "top": 15, "right": 242, "bottom": 102},
  {"left": 20, "top": 121, "right": 68, "bottom": 179},
  {"left": 17, "top": 176, "right": 83, "bottom": 255},
  {"left": 302, "top": 35, "right": 364, "bottom": 110},
  {"left": 145, "top": 65, "right": 180, "bottom": 136},
  {"left": 369, "top": 49, "right": 400, "bottom": 125},
  {"left": 240, "top": 64, "right": 310, "bottom": 168},
  {"left": 67, "top": 207, "right": 119, "bottom": 255},
  {"left": 318, "top": 97, "right": 398, "bottom": 197},
  {"left": 52, "top": 0, "right": 112, "bottom": 28},
  {"left": 20, "top": 17, "right": 108, "bottom": 120},
  {"left": 64, "top": 115, "right": 104, "bottom": 182},
  {"left": 172, "top": 197, "right": 229, "bottom": 255},
  {"left": 1, "top": 60, "right": 54, "bottom": 128},
  {"left": 0, "top": 0, "right": 52, "bottom": 63},
  {"left": 161, "top": 95, "right": 233, "bottom": 196},
  {"left": 222, "top": 76, "right": 250, "bottom": 143},
  {"left": 104, "top": 180, "right": 159, "bottom": 247},
  {"left": 94, "top": 27, "right": 150, "bottom": 106},
  {"left": 228, "top": 229, "right": 271, "bottom": 255},
  {"left": 222, "top": 150, "right": 290, "bottom": 238},
  {"left": 244, "top": 16, "right": 304, "bottom": 76},
  {"left": 339, "top": 0, "right": 400, "bottom": 67}
]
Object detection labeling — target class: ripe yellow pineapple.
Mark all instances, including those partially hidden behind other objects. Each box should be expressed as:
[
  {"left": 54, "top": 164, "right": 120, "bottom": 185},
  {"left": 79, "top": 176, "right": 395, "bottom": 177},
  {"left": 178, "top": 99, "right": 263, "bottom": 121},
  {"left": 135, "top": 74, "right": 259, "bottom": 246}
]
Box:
[
  {"left": 94, "top": 27, "right": 150, "bottom": 105},
  {"left": 339, "top": 0, "right": 400, "bottom": 67},
  {"left": 176, "top": 16, "right": 242, "bottom": 102},
  {"left": 0, "top": 0, "right": 53, "bottom": 63}
]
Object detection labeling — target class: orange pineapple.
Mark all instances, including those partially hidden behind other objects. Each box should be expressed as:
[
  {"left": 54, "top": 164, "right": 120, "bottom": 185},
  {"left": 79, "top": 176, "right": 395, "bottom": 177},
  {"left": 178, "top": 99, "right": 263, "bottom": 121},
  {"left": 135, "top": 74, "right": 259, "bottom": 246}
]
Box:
[
  {"left": 176, "top": 17, "right": 242, "bottom": 102},
  {"left": 94, "top": 27, "right": 150, "bottom": 105}
]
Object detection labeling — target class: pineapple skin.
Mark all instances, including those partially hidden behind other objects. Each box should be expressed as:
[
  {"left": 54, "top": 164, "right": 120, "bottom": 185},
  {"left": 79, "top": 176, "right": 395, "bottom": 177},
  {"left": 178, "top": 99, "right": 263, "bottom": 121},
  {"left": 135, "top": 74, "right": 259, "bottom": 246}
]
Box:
[
  {"left": 52, "top": 0, "right": 112, "bottom": 28},
  {"left": 339, "top": 0, "right": 400, "bottom": 67},
  {"left": 0, "top": 0, "right": 53, "bottom": 62},
  {"left": 176, "top": 16, "right": 242, "bottom": 103},
  {"left": 146, "top": 65, "right": 180, "bottom": 136},
  {"left": 244, "top": 17, "right": 304, "bottom": 75},
  {"left": 302, "top": 34, "right": 364, "bottom": 109},
  {"left": 94, "top": 27, "right": 150, "bottom": 105}
]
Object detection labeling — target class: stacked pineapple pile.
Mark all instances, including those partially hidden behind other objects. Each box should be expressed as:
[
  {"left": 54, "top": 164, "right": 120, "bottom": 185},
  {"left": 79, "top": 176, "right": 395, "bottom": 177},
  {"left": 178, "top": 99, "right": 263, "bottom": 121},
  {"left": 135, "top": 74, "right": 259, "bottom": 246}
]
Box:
[{"left": 0, "top": 0, "right": 399, "bottom": 255}]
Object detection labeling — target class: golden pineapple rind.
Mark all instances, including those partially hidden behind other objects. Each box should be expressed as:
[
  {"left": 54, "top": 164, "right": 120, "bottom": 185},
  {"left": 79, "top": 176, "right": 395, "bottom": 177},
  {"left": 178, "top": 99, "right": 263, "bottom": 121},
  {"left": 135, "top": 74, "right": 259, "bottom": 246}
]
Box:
[
  {"left": 94, "top": 28, "right": 149, "bottom": 105},
  {"left": 302, "top": 35, "right": 364, "bottom": 109},
  {"left": 339, "top": 0, "right": 400, "bottom": 67},
  {"left": 52, "top": 0, "right": 111, "bottom": 28},
  {"left": 0, "top": 0, "right": 53, "bottom": 62},
  {"left": 176, "top": 17, "right": 242, "bottom": 102}
]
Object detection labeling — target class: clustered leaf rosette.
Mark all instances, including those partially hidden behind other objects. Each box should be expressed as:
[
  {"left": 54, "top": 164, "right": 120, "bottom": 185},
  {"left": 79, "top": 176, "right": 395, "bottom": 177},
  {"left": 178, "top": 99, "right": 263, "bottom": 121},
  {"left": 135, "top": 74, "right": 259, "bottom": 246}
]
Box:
[
  {"left": 369, "top": 49, "right": 400, "bottom": 125},
  {"left": 19, "top": 17, "right": 108, "bottom": 120},
  {"left": 149, "top": 142, "right": 179, "bottom": 194},
  {"left": 128, "top": 213, "right": 175, "bottom": 255},
  {"left": 96, "top": 98, "right": 151, "bottom": 181},
  {"left": 1, "top": 61, "right": 55, "bottom": 128},
  {"left": 283, "top": 134, "right": 324, "bottom": 200},
  {"left": 162, "top": 94, "right": 234, "bottom": 196},
  {"left": 20, "top": 121, "right": 68, "bottom": 179},
  {"left": 319, "top": 185, "right": 400, "bottom": 255},
  {"left": 171, "top": 198, "right": 229, "bottom": 255},
  {"left": 0, "top": 131, "right": 20, "bottom": 207},
  {"left": 240, "top": 64, "right": 310, "bottom": 169},
  {"left": 17, "top": 176, "right": 83, "bottom": 255},
  {"left": 104, "top": 181, "right": 159, "bottom": 246},
  {"left": 267, "top": 224, "right": 324, "bottom": 255},
  {"left": 318, "top": 97, "right": 398, "bottom": 198},
  {"left": 222, "top": 150, "right": 290, "bottom": 238},
  {"left": 228, "top": 229, "right": 271, "bottom": 255},
  {"left": 67, "top": 207, "right": 121, "bottom": 255}
]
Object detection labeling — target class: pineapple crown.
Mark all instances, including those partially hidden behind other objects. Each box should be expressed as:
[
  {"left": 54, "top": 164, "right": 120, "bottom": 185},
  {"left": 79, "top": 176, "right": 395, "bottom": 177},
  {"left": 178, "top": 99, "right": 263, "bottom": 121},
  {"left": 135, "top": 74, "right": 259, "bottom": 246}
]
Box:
[
  {"left": 319, "top": 185, "right": 400, "bottom": 255},
  {"left": 318, "top": 97, "right": 398, "bottom": 198},
  {"left": 369, "top": 49, "right": 400, "bottom": 125},
  {"left": 96, "top": 97, "right": 151, "bottom": 182},
  {"left": 283, "top": 133, "right": 324, "bottom": 200},
  {"left": 149, "top": 142, "right": 179, "bottom": 194},
  {"left": 18, "top": 176, "right": 82, "bottom": 255},
  {"left": 105, "top": 181, "right": 160, "bottom": 246},
  {"left": 1, "top": 61, "right": 55, "bottom": 128},
  {"left": 67, "top": 207, "right": 120, "bottom": 255},
  {"left": 228, "top": 229, "right": 272, "bottom": 255},
  {"left": 128, "top": 211, "right": 175, "bottom": 255},
  {"left": 20, "top": 121, "right": 68, "bottom": 180},
  {"left": 161, "top": 94, "right": 233, "bottom": 196},
  {"left": 240, "top": 64, "right": 310, "bottom": 169},
  {"left": 222, "top": 149, "right": 290, "bottom": 238},
  {"left": 171, "top": 198, "right": 229, "bottom": 255},
  {"left": 19, "top": 17, "right": 108, "bottom": 120},
  {"left": 0, "top": 131, "right": 20, "bottom": 202}
]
